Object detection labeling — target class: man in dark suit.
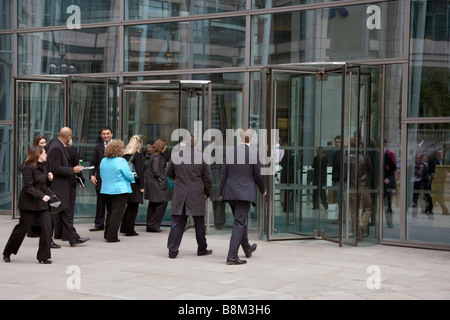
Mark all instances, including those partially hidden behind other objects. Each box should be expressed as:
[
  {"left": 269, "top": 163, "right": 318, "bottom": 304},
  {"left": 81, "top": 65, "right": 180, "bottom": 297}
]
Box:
[
  {"left": 166, "top": 134, "right": 213, "bottom": 259},
  {"left": 89, "top": 126, "right": 113, "bottom": 231},
  {"left": 46, "top": 127, "right": 89, "bottom": 247},
  {"left": 220, "top": 129, "right": 266, "bottom": 265}
]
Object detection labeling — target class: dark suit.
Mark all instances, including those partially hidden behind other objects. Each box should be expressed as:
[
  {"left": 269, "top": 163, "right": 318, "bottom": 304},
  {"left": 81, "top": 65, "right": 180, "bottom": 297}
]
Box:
[
  {"left": 46, "top": 138, "right": 81, "bottom": 245},
  {"left": 90, "top": 142, "right": 106, "bottom": 228},
  {"left": 220, "top": 144, "right": 265, "bottom": 260},
  {"left": 144, "top": 153, "right": 171, "bottom": 232},
  {"left": 166, "top": 147, "right": 212, "bottom": 258},
  {"left": 3, "top": 163, "right": 52, "bottom": 261},
  {"left": 121, "top": 151, "right": 145, "bottom": 235}
]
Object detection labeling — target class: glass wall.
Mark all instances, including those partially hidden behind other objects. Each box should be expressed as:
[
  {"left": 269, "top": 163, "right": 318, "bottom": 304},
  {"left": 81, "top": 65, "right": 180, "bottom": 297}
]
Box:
[
  {"left": 0, "top": 33, "right": 13, "bottom": 212},
  {"left": 251, "top": 1, "right": 404, "bottom": 65},
  {"left": 18, "top": 0, "right": 120, "bottom": 28},
  {"left": 125, "top": 16, "right": 246, "bottom": 72},
  {"left": 406, "top": 0, "right": 450, "bottom": 246},
  {"left": 381, "top": 64, "right": 402, "bottom": 240},
  {"left": 18, "top": 27, "right": 120, "bottom": 75},
  {"left": 0, "top": 0, "right": 13, "bottom": 29},
  {"left": 126, "top": 0, "right": 246, "bottom": 20}
]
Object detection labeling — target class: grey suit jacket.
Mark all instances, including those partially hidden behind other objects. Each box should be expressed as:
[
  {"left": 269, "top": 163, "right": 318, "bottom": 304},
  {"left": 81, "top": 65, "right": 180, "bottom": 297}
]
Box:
[
  {"left": 166, "top": 147, "right": 212, "bottom": 216},
  {"left": 220, "top": 144, "right": 266, "bottom": 206}
]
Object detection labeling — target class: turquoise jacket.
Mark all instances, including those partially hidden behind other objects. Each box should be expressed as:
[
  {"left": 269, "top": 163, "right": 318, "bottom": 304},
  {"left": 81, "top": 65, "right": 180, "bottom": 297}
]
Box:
[{"left": 100, "top": 157, "right": 135, "bottom": 195}]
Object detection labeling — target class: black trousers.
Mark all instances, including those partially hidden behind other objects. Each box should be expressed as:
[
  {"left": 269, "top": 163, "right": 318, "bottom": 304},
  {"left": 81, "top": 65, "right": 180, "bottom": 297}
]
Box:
[
  {"left": 3, "top": 209, "right": 52, "bottom": 261},
  {"left": 121, "top": 202, "right": 140, "bottom": 235},
  {"left": 102, "top": 193, "right": 128, "bottom": 241},
  {"left": 226, "top": 200, "right": 252, "bottom": 260},
  {"left": 146, "top": 201, "right": 168, "bottom": 231},
  {"left": 167, "top": 207, "right": 208, "bottom": 258},
  {"left": 94, "top": 189, "right": 106, "bottom": 228}
]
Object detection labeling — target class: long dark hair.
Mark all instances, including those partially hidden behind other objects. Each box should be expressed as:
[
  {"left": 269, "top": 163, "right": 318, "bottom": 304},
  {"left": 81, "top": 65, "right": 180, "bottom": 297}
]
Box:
[{"left": 24, "top": 145, "right": 44, "bottom": 167}]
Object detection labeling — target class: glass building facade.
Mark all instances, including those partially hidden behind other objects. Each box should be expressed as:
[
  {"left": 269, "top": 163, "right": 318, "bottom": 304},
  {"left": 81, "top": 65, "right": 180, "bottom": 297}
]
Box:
[{"left": 1, "top": 0, "right": 450, "bottom": 250}]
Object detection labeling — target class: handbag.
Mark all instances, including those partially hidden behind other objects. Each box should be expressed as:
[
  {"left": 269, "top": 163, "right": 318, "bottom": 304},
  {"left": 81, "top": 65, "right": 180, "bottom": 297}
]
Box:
[
  {"left": 128, "top": 153, "right": 137, "bottom": 177},
  {"left": 48, "top": 189, "right": 63, "bottom": 214}
]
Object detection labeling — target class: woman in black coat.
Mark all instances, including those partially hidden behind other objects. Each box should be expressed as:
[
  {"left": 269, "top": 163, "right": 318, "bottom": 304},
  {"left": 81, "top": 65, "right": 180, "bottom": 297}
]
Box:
[
  {"left": 144, "top": 138, "right": 171, "bottom": 232},
  {"left": 3, "top": 145, "right": 53, "bottom": 264},
  {"left": 121, "top": 135, "right": 145, "bottom": 236}
]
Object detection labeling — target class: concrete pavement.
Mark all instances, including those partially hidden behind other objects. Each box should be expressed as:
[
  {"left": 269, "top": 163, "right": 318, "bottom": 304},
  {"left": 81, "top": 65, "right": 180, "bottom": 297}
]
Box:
[{"left": 0, "top": 214, "right": 449, "bottom": 300}]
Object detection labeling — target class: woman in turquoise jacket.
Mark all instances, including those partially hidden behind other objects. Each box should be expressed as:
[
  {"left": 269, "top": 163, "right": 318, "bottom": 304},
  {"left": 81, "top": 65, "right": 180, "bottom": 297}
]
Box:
[{"left": 100, "top": 139, "right": 135, "bottom": 242}]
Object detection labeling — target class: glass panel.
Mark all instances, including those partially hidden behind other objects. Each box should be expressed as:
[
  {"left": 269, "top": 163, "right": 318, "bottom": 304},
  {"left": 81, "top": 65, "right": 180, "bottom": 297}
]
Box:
[
  {"left": 253, "top": 0, "right": 334, "bottom": 9},
  {"left": 406, "top": 124, "right": 450, "bottom": 244},
  {"left": 15, "top": 79, "right": 65, "bottom": 217},
  {"left": 382, "top": 64, "right": 402, "bottom": 240},
  {"left": 18, "top": 27, "right": 120, "bottom": 75},
  {"left": 268, "top": 67, "right": 345, "bottom": 241},
  {"left": 251, "top": 1, "right": 404, "bottom": 65},
  {"left": 0, "top": 124, "right": 13, "bottom": 211},
  {"left": 409, "top": 0, "right": 450, "bottom": 117},
  {"left": 68, "top": 78, "right": 118, "bottom": 221},
  {"left": 1, "top": 0, "right": 13, "bottom": 29},
  {"left": 343, "top": 66, "right": 381, "bottom": 246},
  {"left": 0, "top": 34, "right": 13, "bottom": 121},
  {"left": 126, "top": 0, "right": 246, "bottom": 20},
  {"left": 125, "top": 17, "right": 246, "bottom": 72},
  {"left": 18, "top": 0, "right": 120, "bottom": 28}
]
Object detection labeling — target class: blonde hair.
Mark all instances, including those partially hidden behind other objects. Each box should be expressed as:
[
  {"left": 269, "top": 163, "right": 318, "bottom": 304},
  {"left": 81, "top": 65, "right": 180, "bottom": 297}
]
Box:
[{"left": 124, "top": 135, "right": 143, "bottom": 155}]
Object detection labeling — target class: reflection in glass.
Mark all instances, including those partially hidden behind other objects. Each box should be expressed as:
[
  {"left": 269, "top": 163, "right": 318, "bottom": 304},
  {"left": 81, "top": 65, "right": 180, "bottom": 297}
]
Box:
[
  {"left": 253, "top": 0, "right": 332, "bottom": 9},
  {"left": 251, "top": 1, "right": 403, "bottom": 65},
  {"left": 381, "top": 64, "right": 402, "bottom": 240},
  {"left": 126, "top": 0, "right": 246, "bottom": 20},
  {"left": 0, "top": 125, "right": 13, "bottom": 211},
  {"left": 125, "top": 17, "right": 246, "bottom": 72},
  {"left": 68, "top": 78, "right": 118, "bottom": 220},
  {"left": 406, "top": 124, "right": 450, "bottom": 244},
  {"left": 18, "top": 0, "right": 120, "bottom": 28},
  {"left": 409, "top": 0, "right": 450, "bottom": 118},
  {"left": 18, "top": 27, "right": 120, "bottom": 75},
  {"left": 0, "top": 34, "right": 13, "bottom": 121},
  {"left": 0, "top": 1, "right": 12, "bottom": 30}
]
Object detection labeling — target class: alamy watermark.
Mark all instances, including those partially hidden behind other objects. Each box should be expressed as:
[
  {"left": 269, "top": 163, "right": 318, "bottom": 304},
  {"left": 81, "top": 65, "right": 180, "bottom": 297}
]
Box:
[
  {"left": 366, "top": 265, "right": 381, "bottom": 290},
  {"left": 170, "top": 122, "right": 280, "bottom": 176}
]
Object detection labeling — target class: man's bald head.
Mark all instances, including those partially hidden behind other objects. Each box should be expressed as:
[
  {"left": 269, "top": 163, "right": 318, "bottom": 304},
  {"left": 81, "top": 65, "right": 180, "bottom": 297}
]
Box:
[{"left": 59, "top": 127, "right": 73, "bottom": 144}]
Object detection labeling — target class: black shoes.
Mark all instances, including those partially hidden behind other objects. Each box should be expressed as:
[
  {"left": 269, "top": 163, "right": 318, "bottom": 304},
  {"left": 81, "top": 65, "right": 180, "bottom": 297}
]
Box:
[
  {"left": 89, "top": 226, "right": 104, "bottom": 232},
  {"left": 198, "top": 250, "right": 213, "bottom": 256},
  {"left": 70, "top": 237, "right": 90, "bottom": 247},
  {"left": 246, "top": 244, "right": 257, "bottom": 258},
  {"left": 51, "top": 242, "right": 61, "bottom": 249},
  {"left": 226, "top": 257, "right": 247, "bottom": 265},
  {"left": 38, "top": 259, "right": 52, "bottom": 264},
  {"left": 3, "top": 255, "right": 10, "bottom": 263}
]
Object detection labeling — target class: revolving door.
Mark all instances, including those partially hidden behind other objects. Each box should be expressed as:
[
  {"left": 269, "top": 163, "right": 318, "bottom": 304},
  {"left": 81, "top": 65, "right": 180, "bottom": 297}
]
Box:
[{"left": 259, "top": 63, "right": 383, "bottom": 246}]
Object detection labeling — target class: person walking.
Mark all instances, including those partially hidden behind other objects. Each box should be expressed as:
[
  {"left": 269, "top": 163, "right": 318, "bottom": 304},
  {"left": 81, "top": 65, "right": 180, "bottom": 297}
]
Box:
[
  {"left": 100, "top": 139, "right": 135, "bottom": 242},
  {"left": 46, "top": 127, "right": 89, "bottom": 247},
  {"left": 311, "top": 147, "right": 328, "bottom": 210},
  {"left": 220, "top": 129, "right": 266, "bottom": 265},
  {"left": 3, "top": 145, "right": 53, "bottom": 264},
  {"left": 145, "top": 138, "right": 171, "bottom": 233},
  {"left": 89, "top": 126, "right": 113, "bottom": 231},
  {"left": 120, "top": 135, "right": 145, "bottom": 236},
  {"left": 27, "top": 135, "right": 48, "bottom": 238},
  {"left": 166, "top": 134, "right": 212, "bottom": 259}
]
